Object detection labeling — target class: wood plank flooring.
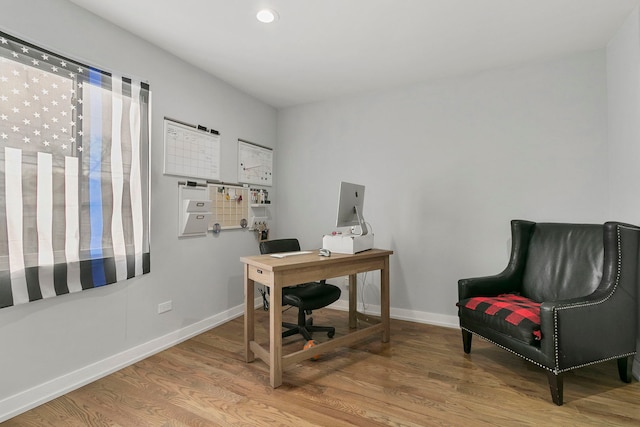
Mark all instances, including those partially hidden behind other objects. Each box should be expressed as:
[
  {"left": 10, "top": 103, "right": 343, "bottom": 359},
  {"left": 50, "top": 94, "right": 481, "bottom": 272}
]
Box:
[{"left": 6, "top": 308, "right": 640, "bottom": 426}]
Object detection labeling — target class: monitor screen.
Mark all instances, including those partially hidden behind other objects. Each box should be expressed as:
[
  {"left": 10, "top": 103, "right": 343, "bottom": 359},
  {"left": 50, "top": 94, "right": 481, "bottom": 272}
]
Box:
[{"left": 335, "top": 181, "right": 368, "bottom": 235}]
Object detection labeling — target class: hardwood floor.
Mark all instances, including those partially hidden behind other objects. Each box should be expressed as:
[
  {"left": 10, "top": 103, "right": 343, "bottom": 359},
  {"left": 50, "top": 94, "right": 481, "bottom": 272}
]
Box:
[{"left": 7, "top": 308, "right": 640, "bottom": 426}]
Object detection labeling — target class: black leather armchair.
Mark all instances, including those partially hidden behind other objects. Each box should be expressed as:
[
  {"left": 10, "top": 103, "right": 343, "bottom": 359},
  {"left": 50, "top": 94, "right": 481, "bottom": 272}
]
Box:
[
  {"left": 457, "top": 220, "right": 640, "bottom": 405},
  {"left": 259, "top": 238, "right": 341, "bottom": 342}
]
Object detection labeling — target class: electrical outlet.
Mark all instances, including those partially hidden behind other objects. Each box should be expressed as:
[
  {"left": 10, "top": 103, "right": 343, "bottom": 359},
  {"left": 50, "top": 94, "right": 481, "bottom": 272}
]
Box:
[{"left": 158, "top": 300, "right": 172, "bottom": 314}]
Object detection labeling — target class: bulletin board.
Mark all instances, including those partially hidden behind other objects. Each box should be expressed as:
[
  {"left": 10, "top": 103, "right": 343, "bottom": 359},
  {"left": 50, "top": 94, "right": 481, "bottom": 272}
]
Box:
[
  {"left": 164, "top": 118, "right": 221, "bottom": 181},
  {"left": 208, "top": 183, "right": 250, "bottom": 230},
  {"left": 238, "top": 139, "right": 273, "bottom": 186}
]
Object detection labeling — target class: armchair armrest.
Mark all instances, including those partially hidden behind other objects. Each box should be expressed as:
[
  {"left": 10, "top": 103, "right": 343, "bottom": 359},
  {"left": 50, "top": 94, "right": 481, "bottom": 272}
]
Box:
[{"left": 539, "top": 287, "right": 636, "bottom": 370}]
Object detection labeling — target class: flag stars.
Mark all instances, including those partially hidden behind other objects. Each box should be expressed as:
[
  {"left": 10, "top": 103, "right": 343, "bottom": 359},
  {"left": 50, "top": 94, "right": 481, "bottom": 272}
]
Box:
[
  {"left": 51, "top": 66, "right": 58, "bottom": 72},
  {"left": 12, "top": 107, "right": 19, "bottom": 113},
  {"left": 31, "top": 59, "right": 39, "bottom": 66},
  {"left": 0, "top": 37, "right": 7, "bottom": 44},
  {"left": 21, "top": 47, "right": 29, "bottom": 53},
  {"left": 22, "top": 136, "right": 30, "bottom": 143},
  {"left": 22, "top": 100, "right": 31, "bottom": 107},
  {"left": 60, "top": 61, "right": 67, "bottom": 67},
  {"left": 11, "top": 125, "right": 20, "bottom": 132},
  {"left": 22, "top": 118, "right": 30, "bottom": 125},
  {"left": 1, "top": 95, "right": 7, "bottom": 102},
  {"left": 11, "top": 88, "right": 20, "bottom": 95},
  {"left": 43, "top": 140, "right": 51, "bottom": 147},
  {"left": 1, "top": 75, "right": 7, "bottom": 82},
  {"left": 1, "top": 133, "right": 7, "bottom": 140},
  {"left": 0, "top": 114, "right": 7, "bottom": 120},
  {"left": 12, "top": 69, "right": 20, "bottom": 76},
  {"left": 41, "top": 54, "right": 49, "bottom": 60}
]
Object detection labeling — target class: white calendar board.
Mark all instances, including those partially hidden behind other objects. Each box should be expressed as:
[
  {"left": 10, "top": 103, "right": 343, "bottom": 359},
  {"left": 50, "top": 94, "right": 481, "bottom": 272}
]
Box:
[
  {"left": 238, "top": 139, "right": 273, "bottom": 186},
  {"left": 164, "top": 119, "right": 221, "bottom": 181}
]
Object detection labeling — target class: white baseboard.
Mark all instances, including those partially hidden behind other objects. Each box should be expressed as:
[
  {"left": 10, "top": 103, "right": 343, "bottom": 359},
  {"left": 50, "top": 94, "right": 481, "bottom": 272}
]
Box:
[
  {"left": 328, "top": 299, "right": 459, "bottom": 329},
  {"left": 0, "top": 300, "right": 256, "bottom": 423},
  {"left": 0, "top": 297, "right": 453, "bottom": 422}
]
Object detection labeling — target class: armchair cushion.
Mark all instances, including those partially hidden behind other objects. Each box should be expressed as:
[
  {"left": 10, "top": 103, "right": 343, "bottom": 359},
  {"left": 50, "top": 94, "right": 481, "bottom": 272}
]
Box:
[{"left": 457, "top": 294, "right": 541, "bottom": 345}]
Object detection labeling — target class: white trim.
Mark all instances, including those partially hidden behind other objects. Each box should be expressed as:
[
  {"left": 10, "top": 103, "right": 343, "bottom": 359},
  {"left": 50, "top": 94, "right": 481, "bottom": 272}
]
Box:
[
  {"left": 328, "top": 300, "right": 459, "bottom": 329},
  {"left": 0, "top": 302, "right": 247, "bottom": 423},
  {"left": 0, "top": 298, "right": 455, "bottom": 422}
]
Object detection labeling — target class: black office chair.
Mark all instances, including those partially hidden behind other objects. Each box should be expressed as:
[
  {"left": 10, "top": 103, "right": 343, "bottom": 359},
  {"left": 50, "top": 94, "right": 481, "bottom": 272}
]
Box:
[{"left": 259, "top": 238, "right": 341, "bottom": 341}]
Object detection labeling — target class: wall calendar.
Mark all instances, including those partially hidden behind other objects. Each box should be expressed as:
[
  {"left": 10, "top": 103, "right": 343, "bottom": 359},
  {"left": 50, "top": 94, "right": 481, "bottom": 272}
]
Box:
[{"left": 163, "top": 118, "right": 221, "bottom": 181}]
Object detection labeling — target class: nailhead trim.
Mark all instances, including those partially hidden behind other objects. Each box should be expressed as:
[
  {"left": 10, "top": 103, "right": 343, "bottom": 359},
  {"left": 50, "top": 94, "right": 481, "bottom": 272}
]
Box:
[
  {"left": 463, "top": 223, "right": 638, "bottom": 374},
  {"left": 462, "top": 327, "right": 636, "bottom": 375}
]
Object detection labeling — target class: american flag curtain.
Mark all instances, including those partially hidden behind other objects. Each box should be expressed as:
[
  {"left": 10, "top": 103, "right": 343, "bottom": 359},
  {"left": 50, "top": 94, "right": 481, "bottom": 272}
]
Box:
[{"left": 0, "top": 31, "right": 150, "bottom": 309}]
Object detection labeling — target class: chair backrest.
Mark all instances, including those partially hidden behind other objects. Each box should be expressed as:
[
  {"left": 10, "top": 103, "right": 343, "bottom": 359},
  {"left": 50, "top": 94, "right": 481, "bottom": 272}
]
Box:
[
  {"left": 521, "top": 223, "right": 604, "bottom": 302},
  {"left": 259, "top": 238, "right": 301, "bottom": 255}
]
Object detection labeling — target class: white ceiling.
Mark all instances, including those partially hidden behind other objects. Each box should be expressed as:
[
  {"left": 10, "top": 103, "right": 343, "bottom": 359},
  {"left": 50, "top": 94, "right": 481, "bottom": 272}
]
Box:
[{"left": 68, "top": 0, "right": 640, "bottom": 108}]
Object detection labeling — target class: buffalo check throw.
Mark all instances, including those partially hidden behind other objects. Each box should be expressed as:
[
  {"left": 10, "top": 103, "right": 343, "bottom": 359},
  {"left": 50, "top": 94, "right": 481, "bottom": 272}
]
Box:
[{"left": 457, "top": 294, "right": 542, "bottom": 341}]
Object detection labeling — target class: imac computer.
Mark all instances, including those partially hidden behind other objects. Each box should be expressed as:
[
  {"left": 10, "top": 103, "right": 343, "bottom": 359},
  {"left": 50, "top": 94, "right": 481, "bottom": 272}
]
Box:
[{"left": 322, "top": 181, "right": 374, "bottom": 254}]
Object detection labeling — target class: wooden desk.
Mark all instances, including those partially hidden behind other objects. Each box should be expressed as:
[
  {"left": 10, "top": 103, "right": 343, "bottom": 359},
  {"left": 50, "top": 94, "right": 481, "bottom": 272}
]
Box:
[{"left": 241, "top": 248, "right": 393, "bottom": 388}]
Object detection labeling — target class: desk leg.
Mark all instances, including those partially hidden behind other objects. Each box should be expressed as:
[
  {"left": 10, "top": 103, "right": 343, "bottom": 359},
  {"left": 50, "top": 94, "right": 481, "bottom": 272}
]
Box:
[
  {"left": 269, "top": 283, "right": 283, "bottom": 388},
  {"left": 244, "top": 265, "right": 255, "bottom": 363},
  {"left": 381, "top": 256, "right": 390, "bottom": 343},
  {"left": 349, "top": 274, "right": 358, "bottom": 328}
]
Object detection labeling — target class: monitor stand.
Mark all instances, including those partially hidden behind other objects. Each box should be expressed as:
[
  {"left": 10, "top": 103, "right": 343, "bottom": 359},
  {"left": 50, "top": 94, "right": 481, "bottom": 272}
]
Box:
[
  {"left": 322, "top": 232, "right": 374, "bottom": 254},
  {"left": 354, "top": 205, "right": 368, "bottom": 236}
]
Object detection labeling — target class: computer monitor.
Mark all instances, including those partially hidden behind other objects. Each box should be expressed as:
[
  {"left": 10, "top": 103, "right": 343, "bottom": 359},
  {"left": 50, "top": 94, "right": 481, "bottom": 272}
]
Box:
[{"left": 335, "top": 181, "right": 368, "bottom": 235}]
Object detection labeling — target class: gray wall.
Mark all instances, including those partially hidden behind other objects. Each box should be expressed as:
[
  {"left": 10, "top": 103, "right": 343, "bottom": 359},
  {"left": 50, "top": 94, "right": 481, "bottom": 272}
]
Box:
[
  {"left": 2, "top": 0, "right": 640, "bottom": 420},
  {"left": 606, "top": 7, "right": 640, "bottom": 377},
  {"left": 276, "top": 50, "right": 609, "bottom": 323},
  {"left": 0, "top": 0, "right": 275, "bottom": 419}
]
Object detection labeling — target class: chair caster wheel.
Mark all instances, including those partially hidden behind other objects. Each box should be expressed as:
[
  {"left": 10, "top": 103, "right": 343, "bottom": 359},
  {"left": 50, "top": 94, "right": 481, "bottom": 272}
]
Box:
[{"left": 328, "top": 331, "right": 335, "bottom": 338}]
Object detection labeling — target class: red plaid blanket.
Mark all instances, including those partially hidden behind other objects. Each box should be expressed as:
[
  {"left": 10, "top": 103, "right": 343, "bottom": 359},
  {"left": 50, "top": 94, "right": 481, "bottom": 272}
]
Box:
[{"left": 457, "top": 294, "right": 542, "bottom": 341}]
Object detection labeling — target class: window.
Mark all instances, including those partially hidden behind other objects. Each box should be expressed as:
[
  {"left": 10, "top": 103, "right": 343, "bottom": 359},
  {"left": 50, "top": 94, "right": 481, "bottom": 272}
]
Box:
[{"left": 0, "top": 31, "right": 150, "bottom": 308}]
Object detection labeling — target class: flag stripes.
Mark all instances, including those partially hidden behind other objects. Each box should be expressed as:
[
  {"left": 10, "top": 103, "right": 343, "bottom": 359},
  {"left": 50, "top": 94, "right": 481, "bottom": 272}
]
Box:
[{"left": 0, "top": 30, "right": 150, "bottom": 308}]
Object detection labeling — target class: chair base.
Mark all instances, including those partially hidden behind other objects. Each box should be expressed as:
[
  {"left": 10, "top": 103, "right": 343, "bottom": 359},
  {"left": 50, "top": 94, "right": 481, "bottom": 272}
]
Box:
[{"left": 282, "top": 317, "right": 336, "bottom": 341}]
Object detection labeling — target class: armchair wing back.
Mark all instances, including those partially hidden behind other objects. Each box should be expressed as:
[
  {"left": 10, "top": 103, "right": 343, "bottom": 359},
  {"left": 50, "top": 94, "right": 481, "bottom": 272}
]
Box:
[{"left": 457, "top": 220, "right": 640, "bottom": 405}]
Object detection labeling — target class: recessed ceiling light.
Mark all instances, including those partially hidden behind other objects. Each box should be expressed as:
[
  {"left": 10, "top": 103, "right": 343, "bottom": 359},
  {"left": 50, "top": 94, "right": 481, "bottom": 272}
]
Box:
[{"left": 256, "top": 9, "right": 279, "bottom": 24}]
